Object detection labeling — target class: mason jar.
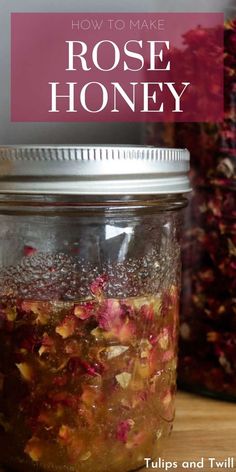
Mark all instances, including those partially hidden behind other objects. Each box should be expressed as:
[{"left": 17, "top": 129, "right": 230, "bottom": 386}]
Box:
[
  {"left": 179, "top": 179, "right": 236, "bottom": 401},
  {"left": 0, "top": 146, "right": 190, "bottom": 472}
]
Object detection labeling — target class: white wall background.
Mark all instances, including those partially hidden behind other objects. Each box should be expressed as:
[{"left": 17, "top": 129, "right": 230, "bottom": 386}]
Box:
[{"left": 0, "top": 0, "right": 235, "bottom": 145}]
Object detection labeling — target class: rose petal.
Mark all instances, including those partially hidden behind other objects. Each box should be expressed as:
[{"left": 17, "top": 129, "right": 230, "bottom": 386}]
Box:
[
  {"left": 24, "top": 437, "right": 43, "bottom": 462},
  {"left": 16, "top": 362, "right": 34, "bottom": 382},
  {"left": 115, "top": 372, "right": 132, "bottom": 389},
  {"left": 56, "top": 316, "right": 77, "bottom": 339},
  {"left": 116, "top": 419, "right": 135, "bottom": 443},
  {"left": 106, "top": 345, "right": 129, "bottom": 359},
  {"left": 23, "top": 246, "right": 37, "bottom": 257}
]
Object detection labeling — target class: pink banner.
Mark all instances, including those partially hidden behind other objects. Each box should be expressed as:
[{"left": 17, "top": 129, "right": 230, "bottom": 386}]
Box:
[{"left": 11, "top": 13, "right": 224, "bottom": 122}]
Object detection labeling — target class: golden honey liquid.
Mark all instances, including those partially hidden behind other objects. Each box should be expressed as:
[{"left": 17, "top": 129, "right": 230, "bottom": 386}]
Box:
[{"left": 0, "top": 294, "right": 177, "bottom": 472}]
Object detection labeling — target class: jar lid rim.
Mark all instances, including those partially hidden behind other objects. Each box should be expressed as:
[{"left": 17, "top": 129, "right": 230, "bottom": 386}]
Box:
[{"left": 0, "top": 145, "right": 191, "bottom": 195}]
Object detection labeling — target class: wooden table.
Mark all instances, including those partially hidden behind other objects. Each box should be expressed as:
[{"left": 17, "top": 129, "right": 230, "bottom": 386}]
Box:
[{"left": 141, "top": 391, "right": 236, "bottom": 471}]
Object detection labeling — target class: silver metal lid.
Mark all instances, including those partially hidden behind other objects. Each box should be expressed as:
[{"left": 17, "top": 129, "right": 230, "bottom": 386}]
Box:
[{"left": 0, "top": 145, "right": 190, "bottom": 195}]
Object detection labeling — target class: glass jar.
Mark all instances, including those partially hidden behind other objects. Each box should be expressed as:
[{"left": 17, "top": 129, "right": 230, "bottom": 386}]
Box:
[
  {"left": 0, "top": 145, "right": 190, "bottom": 472},
  {"left": 179, "top": 180, "right": 236, "bottom": 401},
  {"left": 146, "top": 12, "right": 236, "bottom": 401}
]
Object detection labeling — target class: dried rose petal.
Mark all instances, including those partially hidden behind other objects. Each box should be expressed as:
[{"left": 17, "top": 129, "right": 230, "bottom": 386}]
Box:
[
  {"left": 24, "top": 437, "right": 43, "bottom": 462},
  {"left": 58, "top": 425, "right": 75, "bottom": 445},
  {"left": 139, "top": 339, "right": 152, "bottom": 359},
  {"left": 97, "top": 299, "right": 136, "bottom": 343},
  {"left": 38, "top": 333, "right": 55, "bottom": 356},
  {"left": 116, "top": 321, "right": 136, "bottom": 343},
  {"left": 21, "top": 301, "right": 50, "bottom": 325},
  {"left": 16, "top": 362, "right": 34, "bottom": 382},
  {"left": 5, "top": 306, "right": 17, "bottom": 322},
  {"left": 90, "top": 327, "right": 105, "bottom": 339},
  {"left": 116, "top": 419, "right": 135, "bottom": 443},
  {"left": 90, "top": 274, "right": 108, "bottom": 297},
  {"left": 158, "top": 328, "right": 170, "bottom": 350},
  {"left": 106, "top": 345, "right": 129, "bottom": 360},
  {"left": 23, "top": 246, "right": 37, "bottom": 257},
  {"left": 37, "top": 407, "right": 59, "bottom": 430},
  {"left": 56, "top": 316, "right": 77, "bottom": 339},
  {"left": 21, "top": 301, "right": 41, "bottom": 314},
  {"left": 74, "top": 301, "right": 97, "bottom": 320},
  {"left": 98, "top": 299, "right": 123, "bottom": 331},
  {"left": 115, "top": 372, "right": 132, "bottom": 389},
  {"left": 162, "top": 350, "right": 174, "bottom": 362},
  {"left": 35, "top": 312, "right": 50, "bottom": 326},
  {"left": 66, "top": 356, "right": 103, "bottom": 377},
  {"left": 140, "top": 303, "right": 155, "bottom": 322},
  {"left": 78, "top": 359, "right": 103, "bottom": 377}
]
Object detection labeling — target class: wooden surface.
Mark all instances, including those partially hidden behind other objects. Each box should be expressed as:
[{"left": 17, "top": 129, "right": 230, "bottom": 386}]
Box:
[{"left": 141, "top": 391, "right": 236, "bottom": 471}]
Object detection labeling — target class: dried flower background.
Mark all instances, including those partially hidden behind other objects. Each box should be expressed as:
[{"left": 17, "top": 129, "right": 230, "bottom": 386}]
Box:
[{"left": 148, "top": 19, "right": 236, "bottom": 399}]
